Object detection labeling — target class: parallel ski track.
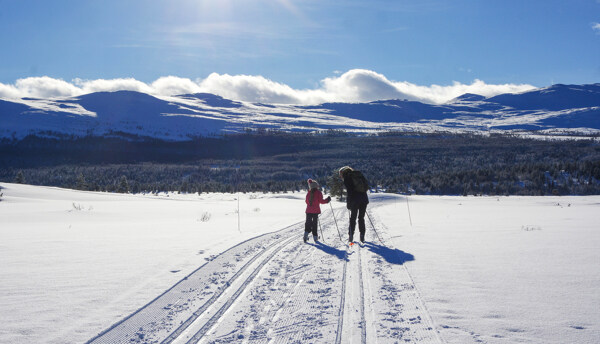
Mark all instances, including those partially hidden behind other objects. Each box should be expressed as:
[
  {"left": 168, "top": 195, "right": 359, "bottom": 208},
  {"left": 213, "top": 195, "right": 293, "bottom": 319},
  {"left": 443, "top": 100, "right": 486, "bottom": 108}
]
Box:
[
  {"left": 182, "top": 234, "right": 299, "bottom": 344},
  {"left": 331, "top": 205, "right": 370, "bottom": 344},
  {"left": 87, "top": 221, "right": 303, "bottom": 344},
  {"left": 357, "top": 244, "right": 367, "bottom": 344},
  {"left": 235, "top": 242, "right": 316, "bottom": 343},
  {"left": 201, "top": 206, "right": 350, "bottom": 343},
  {"left": 334, "top": 248, "right": 348, "bottom": 344},
  {"left": 90, "top": 203, "right": 425, "bottom": 344},
  {"left": 330, "top": 206, "right": 350, "bottom": 344}
]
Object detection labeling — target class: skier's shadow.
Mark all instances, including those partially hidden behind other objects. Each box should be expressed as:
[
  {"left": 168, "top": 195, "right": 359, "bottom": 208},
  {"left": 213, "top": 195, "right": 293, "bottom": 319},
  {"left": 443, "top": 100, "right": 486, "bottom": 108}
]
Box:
[
  {"left": 363, "top": 242, "right": 414, "bottom": 265},
  {"left": 309, "top": 242, "right": 348, "bottom": 261}
]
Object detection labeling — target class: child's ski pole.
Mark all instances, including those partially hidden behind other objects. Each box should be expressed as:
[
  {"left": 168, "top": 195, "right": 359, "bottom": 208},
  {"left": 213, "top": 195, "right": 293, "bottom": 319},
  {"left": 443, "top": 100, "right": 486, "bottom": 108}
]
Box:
[
  {"left": 318, "top": 215, "right": 326, "bottom": 243},
  {"left": 329, "top": 202, "right": 344, "bottom": 243}
]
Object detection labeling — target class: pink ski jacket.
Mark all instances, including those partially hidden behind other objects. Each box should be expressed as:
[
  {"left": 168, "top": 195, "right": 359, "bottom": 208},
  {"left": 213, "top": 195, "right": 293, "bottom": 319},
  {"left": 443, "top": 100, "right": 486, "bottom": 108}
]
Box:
[{"left": 305, "top": 189, "right": 330, "bottom": 214}]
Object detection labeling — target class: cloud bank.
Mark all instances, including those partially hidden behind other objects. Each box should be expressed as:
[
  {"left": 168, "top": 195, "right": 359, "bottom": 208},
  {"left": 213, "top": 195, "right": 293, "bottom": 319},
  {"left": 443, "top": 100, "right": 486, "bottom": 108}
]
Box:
[{"left": 0, "top": 70, "right": 536, "bottom": 105}]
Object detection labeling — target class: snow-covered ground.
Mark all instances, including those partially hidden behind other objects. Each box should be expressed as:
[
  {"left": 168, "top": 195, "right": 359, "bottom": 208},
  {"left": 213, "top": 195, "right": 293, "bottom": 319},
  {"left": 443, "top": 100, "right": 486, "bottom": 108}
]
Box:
[{"left": 0, "top": 183, "right": 598, "bottom": 343}]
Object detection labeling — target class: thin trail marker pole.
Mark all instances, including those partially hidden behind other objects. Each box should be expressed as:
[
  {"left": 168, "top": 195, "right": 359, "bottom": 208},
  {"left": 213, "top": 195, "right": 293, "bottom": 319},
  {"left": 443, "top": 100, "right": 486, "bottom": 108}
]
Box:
[
  {"left": 235, "top": 168, "right": 241, "bottom": 233},
  {"left": 329, "top": 202, "right": 344, "bottom": 243},
  {"left": 366, "top": 211, "right": 385, "bottom": 246},
  {"left": 406, "top": 196, "right": 413, "bottom": 227}
]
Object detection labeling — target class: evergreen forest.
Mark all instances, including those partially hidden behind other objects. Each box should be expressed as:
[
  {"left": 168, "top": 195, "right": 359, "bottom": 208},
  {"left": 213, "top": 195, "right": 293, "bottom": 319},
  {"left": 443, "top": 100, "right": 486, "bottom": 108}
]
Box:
[{"left": 1, "top": 131, "right": 599, "bottom": 196}]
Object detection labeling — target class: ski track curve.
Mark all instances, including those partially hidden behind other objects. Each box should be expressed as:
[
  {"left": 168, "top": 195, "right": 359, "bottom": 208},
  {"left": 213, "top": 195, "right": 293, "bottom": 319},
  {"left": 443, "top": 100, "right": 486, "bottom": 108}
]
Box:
[
  {"left": 86, "top": 203, "right": 444, "bottom": 344},
  {"left": 86, "top": 221, "right": 303, "bottom": 344},
  {"left": 194, "top": 209, "right": 348, "bottom": 343},
  {"left": 180, "top": 235, "right": 299, "bottom": 344}
]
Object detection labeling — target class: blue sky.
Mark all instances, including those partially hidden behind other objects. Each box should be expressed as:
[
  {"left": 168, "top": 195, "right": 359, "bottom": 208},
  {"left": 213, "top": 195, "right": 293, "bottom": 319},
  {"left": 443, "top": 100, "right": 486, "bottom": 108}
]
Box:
[{"left": 0, "top": 0, "right": 599, "bottom": 103}]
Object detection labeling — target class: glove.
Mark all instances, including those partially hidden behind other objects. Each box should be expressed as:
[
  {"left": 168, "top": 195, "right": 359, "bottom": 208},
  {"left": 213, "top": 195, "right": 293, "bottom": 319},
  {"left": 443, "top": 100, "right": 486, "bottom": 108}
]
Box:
[{"left": 326, "top": 196, "right": 331, "bottom": 202}]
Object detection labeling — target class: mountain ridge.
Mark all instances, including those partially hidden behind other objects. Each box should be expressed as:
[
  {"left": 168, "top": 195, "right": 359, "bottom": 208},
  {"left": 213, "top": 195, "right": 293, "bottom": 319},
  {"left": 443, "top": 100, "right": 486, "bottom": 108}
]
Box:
[{"left": 1, "top": 83, "right": 599, "bottom": 140}]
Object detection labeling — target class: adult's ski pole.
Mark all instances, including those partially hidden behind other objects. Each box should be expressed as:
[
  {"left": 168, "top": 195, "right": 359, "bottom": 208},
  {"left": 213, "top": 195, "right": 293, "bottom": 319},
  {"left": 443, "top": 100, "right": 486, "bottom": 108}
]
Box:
[{"left": 366, "top": 211, "right": 385, "bottom": 246}]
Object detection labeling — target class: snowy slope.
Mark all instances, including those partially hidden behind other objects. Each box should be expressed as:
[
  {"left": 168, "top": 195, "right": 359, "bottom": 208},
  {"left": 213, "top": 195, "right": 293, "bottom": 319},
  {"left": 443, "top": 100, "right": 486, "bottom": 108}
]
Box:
[
  {"left": 1, "top": 84, "right": 600, "bottom": 140},
  {"left": 1, "top": 183, "right": 598, "bottom": 343}
]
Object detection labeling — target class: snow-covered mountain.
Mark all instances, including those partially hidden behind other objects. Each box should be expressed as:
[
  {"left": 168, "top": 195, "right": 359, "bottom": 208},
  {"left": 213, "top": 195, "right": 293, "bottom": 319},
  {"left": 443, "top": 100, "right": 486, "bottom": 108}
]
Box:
[{"left": 1, "top": 83, "right": 599, "bottom": 140}]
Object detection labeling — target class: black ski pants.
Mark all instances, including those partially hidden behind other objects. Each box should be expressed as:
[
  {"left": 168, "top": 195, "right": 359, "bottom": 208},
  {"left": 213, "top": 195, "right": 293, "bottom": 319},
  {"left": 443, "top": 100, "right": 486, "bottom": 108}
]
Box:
[
  {"left": 305, "top": 213, "right": 319, "bottom": 236},
  {"left": 348, "top": 203, "right": 367, "bottom": 240}
]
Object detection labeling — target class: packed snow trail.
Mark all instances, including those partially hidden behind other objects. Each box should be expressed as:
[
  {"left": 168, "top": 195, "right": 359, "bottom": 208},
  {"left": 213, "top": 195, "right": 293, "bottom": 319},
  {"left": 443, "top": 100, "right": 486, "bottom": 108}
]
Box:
[
  {"left": 86, "top": 222, "right": 304, "bottom": 344},
  {"left": 338, "top": 241, "right": 368, "bottom": 344},
  {"left": 87, "top": 205, "right": 442, "bottom": 344},
  {"left": 176, "top": 235, "right": 299, "bottom": 344},
  {"left": 361, "top": 212, "right": 443, "bottom": 343}
]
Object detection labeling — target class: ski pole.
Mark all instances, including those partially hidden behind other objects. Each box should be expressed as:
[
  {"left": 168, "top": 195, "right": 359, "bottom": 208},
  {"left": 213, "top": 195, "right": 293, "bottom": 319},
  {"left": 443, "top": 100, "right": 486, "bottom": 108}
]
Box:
[
  {"left": 329, "top": 202, "right": 344, "bottom": 243},
  {"left": 366, "top": 211, "right": 385, "bottom": 246},
  {"left": 318, "top": 214, "right": 326, "bottom": 243}
]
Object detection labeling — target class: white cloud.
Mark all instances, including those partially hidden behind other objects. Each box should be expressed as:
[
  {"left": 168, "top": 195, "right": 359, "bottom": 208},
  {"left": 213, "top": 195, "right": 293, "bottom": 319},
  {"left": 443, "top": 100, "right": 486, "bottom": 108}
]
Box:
[
  {"left": 13, "top": 76, "right": 81, "bottom": 98},
  {"left": 75, "top": 78, "right": 153, "bottom": 94},
  {"left": 197, "top": 73, "right": 305, "bottom": 104},
  {"left": 152, "top": 76, "right": 203, "bottom": 96},
  {"left": 593, "top": 22, "right": 600, "bottom": 33},
  {"left": 0, "top": 70, "right": 536, "bottom": 105},
  {"left": 0, "top": 83, "right": 21, "bottom": 99},
  {"left": 195, "top": 69, "right": 535, "bottom": 105}
]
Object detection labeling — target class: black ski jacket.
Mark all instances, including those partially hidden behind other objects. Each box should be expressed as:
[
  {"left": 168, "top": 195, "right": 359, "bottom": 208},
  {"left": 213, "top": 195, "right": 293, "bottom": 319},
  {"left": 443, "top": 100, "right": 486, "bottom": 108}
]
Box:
[{"left": 343, "top": 174, "right": 369, "bottom": 209}]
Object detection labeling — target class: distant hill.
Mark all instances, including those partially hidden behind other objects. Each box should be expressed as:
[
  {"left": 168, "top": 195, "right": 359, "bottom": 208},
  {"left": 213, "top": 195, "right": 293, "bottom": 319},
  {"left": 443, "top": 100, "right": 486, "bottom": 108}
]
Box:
[{"left": 1, "top": 83, "right": 599, "bottom": 140}]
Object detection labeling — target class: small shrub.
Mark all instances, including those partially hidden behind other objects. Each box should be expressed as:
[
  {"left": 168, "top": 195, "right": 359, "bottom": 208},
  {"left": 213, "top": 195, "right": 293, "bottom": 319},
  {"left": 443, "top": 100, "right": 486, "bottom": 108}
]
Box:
[
  {"left": 69, "top": 202, "right": 93, "bottom": 212},
  {"left": 200, "top": 211, "right": 211, "bottom": 222}
]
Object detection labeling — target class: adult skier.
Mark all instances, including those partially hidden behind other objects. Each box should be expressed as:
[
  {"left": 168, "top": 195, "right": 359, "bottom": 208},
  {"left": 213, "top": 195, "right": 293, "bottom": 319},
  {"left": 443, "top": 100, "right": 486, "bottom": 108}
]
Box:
[
  {"left": 304, "top": 179, "right": 331, "bottom": 243},
  {"left": 339, "top": 166, "right": 369, "bottom": 243}
]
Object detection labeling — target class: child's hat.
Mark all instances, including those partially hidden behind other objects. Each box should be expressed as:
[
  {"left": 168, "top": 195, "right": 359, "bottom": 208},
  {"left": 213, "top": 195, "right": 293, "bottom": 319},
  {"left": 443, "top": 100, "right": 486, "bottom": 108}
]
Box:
[{"left": 307, "top": 179, "right": 319, "bottom": 189}]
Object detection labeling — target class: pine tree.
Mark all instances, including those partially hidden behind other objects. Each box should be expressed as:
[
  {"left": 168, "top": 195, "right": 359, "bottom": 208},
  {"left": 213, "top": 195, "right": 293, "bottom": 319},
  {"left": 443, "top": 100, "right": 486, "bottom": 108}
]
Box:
[
  {"left": 15, "top": 171, "right": 25, "bottom": 184},
  {"left": 326, "top": 169, "right": 346, "bottom": 200},
  {"left": 117, "top": 175, "right": 130, "bottom": 193},
  {"left": 76, "top": 173, "right": 87, "bottom": 190}
]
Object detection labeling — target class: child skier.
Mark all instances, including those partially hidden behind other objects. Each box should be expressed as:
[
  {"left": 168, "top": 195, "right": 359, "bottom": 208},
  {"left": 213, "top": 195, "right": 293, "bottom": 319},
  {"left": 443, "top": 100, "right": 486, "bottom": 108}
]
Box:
[{"left": 304, "top": 179, "right": 331, "bottom": 243}]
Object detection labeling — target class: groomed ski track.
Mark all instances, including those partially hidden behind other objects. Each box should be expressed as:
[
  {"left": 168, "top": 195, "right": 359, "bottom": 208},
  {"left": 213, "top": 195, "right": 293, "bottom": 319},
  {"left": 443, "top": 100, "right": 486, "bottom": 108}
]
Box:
[{"left": 87, "top": 204, "right": 443, "bottom": 344}]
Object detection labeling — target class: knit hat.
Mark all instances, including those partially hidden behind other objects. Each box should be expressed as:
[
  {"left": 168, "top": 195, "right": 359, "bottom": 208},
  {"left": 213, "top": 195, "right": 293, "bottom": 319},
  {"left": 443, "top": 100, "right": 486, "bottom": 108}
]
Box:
[
  {"left": 307, "top": 179, "right": 319, "bottom": 190},
  {"left": 338, "top": 166, "right": 353, "bottom": 178}
]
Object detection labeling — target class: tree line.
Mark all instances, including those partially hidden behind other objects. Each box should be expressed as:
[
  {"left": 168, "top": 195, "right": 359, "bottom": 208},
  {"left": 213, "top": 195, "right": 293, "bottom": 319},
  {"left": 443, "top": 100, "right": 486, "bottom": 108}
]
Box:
[{"left": 1, "top": 131, "right": 599, "bottom": 195}]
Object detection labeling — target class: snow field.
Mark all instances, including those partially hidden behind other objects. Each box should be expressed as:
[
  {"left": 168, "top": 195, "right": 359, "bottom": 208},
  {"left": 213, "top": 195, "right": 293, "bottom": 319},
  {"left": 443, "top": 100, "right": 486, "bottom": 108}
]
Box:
[
  {"left": 0, "top": 183, "right": 306, "bottom": 344},
  {"left": 375, "top": 195, "right": 600, "bottom": 343},
  {"left": 1, "top": 183, "right": 599, "bottom": 343}
]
